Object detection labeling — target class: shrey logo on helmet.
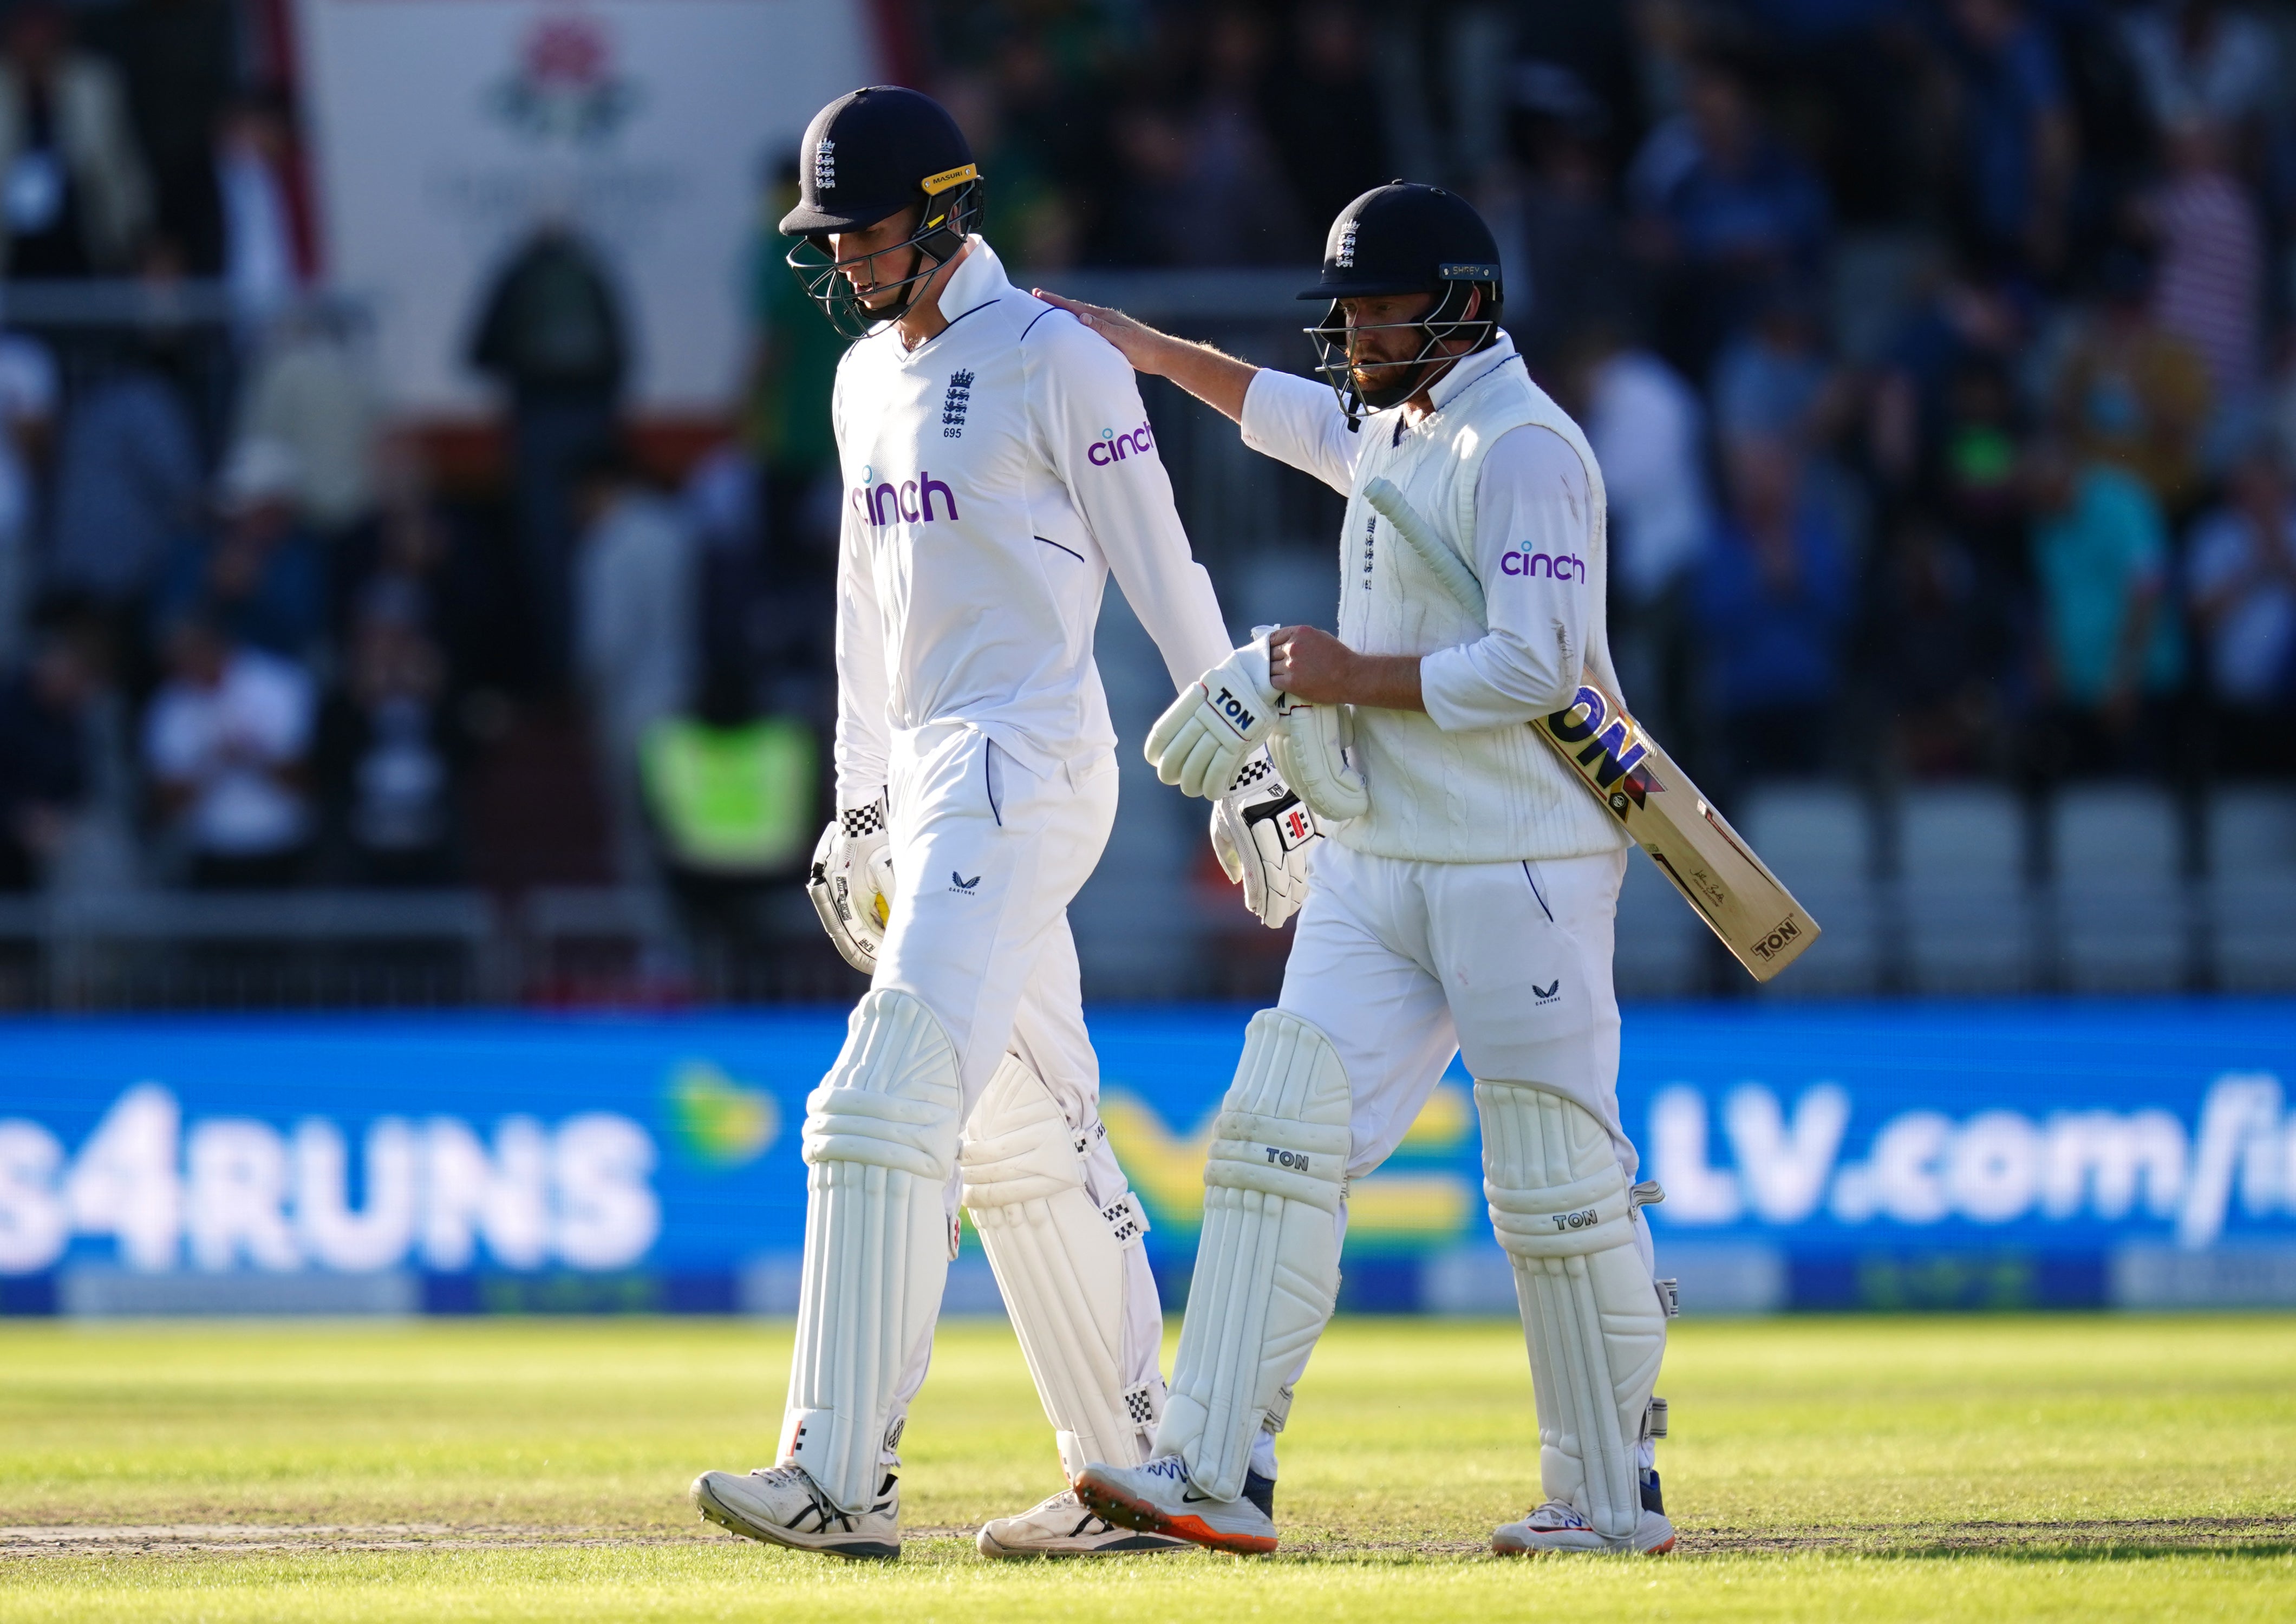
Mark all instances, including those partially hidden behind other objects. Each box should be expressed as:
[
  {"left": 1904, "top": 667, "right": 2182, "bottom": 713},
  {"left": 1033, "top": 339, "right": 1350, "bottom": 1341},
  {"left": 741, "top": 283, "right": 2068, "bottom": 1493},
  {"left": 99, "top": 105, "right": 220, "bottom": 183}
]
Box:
[{"left": 813, "top": 137, "right": 835, "bottom": 191}]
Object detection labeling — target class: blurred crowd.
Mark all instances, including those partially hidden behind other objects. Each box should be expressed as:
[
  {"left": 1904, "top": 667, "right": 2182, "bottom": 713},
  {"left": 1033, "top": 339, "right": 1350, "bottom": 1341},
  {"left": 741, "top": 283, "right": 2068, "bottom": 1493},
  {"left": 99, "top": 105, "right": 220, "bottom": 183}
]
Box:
[
  {"left": 9, "top": 0, "right": 2296, "bottom": 915},
  {"left": 0, "top": 0, "right": 829, "bottom": 916},
  {"left": 925, "top": 0, "right": 2296, "bottom": 801}
]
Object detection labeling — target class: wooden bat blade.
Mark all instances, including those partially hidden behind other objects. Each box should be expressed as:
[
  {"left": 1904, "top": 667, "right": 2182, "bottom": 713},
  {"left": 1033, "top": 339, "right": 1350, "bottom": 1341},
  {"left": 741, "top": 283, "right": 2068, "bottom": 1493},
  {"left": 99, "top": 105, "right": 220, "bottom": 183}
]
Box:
[
  {"left": 1538, "top": 681, "right": 1819, "bottom": 981},
  {"left": 1359, "top": 474, "right": 1817, "bottom": 980}
]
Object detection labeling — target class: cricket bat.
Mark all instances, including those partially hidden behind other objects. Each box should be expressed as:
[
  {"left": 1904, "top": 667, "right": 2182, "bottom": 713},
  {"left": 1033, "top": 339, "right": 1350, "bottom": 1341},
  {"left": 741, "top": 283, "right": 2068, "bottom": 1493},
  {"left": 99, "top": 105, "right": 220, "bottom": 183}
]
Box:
[{"left": 1361, "top": 477, "right": 1820, "bottom": 982}]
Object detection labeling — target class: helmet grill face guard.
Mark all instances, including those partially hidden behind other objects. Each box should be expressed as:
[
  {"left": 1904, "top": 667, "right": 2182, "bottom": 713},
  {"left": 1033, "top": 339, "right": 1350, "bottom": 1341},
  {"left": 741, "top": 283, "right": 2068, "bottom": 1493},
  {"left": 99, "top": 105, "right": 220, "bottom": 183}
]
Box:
[
  {"left": 1305, "top": 276, "right": 1497, "bottom": 429},
  {"left": 786, "top": 167, "right": 984, "bottom": 341}
]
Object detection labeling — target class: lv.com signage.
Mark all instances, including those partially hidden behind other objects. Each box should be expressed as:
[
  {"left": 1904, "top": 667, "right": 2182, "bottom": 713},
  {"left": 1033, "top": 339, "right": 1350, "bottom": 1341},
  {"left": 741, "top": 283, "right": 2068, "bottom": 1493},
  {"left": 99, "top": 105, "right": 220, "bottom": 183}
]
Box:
[{"left": 1, "top": 1006, "right": 2293, "bottom": 1312}]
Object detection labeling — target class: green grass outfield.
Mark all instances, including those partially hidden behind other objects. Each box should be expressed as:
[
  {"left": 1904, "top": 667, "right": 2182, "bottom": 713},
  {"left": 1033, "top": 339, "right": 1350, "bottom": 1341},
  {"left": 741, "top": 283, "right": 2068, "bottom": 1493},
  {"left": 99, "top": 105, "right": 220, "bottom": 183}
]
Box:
[{"left": 1, "top": 1314, "right": 2291, "bottom": 1621}]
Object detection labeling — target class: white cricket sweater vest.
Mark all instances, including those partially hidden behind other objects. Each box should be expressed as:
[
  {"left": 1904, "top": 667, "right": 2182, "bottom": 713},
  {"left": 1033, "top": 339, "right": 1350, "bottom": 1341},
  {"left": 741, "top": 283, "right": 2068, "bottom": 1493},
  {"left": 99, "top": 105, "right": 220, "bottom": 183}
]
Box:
[{"left": 1335, "top": 353, "right": 1628, "bottom": 864}]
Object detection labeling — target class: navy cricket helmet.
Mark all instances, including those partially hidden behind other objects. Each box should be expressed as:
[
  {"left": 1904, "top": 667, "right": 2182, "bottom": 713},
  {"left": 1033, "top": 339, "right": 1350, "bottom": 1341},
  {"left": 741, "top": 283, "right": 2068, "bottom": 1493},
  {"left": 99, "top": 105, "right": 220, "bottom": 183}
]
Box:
[
  {"left": 1301, "top": 182, "right": 1504, "bottom": 425},
  {"left": 781, "top": 87, "right": 984, "bottom": 339}
]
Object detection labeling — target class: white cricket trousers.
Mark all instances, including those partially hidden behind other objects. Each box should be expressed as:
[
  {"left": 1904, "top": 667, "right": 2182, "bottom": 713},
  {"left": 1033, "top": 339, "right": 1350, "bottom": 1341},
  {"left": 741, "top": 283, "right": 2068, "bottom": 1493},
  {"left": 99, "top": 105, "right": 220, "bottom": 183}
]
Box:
[
  {"left": 1254, "top": 839, "right": 1646, "bottom": 1476},
  {"left": 856, "top": 722, "right": 1160, "bottom": 1456}
]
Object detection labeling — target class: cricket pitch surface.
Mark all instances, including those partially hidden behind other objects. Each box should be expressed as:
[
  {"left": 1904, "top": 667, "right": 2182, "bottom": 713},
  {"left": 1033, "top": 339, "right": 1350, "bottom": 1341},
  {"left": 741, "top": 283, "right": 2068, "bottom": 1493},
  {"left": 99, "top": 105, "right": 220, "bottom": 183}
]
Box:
[{"left": 2, "top": 1315, "right": 2290, "bottom": 1621}]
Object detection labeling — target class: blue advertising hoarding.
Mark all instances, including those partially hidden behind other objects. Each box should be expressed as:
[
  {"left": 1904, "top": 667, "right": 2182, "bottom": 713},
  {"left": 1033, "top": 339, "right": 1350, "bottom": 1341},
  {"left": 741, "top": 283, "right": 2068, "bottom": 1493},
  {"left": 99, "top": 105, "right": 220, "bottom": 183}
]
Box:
[{"left": 1, "top": 1001, "right": 2292, "bottom": 1315}]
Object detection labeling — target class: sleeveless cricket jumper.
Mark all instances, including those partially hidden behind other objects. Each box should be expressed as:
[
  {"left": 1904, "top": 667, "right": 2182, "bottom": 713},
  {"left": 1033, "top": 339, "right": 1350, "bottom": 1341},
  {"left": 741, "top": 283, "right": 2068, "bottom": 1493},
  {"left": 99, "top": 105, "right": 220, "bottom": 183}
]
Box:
[{"left": 819, "top": 238, "right": 1234, "bottom": 1468}]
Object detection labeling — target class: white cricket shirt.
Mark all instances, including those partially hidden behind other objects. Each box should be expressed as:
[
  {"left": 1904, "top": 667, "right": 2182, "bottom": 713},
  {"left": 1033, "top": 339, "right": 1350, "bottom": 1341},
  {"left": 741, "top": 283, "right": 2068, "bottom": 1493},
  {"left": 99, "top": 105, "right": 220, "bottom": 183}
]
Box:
[
  {"left": 1239, "top": 329, "right": 1627, "bottom": 862},
  {"left": 828, "top": 239, "right": 1233, "bottom": 806}
]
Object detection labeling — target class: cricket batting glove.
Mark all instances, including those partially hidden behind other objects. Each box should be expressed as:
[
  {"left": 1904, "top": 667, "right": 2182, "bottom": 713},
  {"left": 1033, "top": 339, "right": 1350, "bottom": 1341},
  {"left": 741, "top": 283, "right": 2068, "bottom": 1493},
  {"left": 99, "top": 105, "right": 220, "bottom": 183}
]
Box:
[
  {"left": 1146, "top": 633, "right": 1280, "bottom": 800},
  {"left": 805, "top": 794, "right": 896, "bottom": 973},
  {"left": 1209, "top": 749, "right": 1317, "bottom": 929}
]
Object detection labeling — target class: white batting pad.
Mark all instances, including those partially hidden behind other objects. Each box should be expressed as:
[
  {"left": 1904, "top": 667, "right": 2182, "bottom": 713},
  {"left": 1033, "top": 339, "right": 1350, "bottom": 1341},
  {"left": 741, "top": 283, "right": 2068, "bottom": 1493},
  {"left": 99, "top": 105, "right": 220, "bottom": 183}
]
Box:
[
  {"left": 1157, "top": 1008, "right": 1351, "bottom": 1502},
  {"left": 779, "top": 989, "right": 964, "bottom": 1514},
  {"left": 1478, "top": 1081, "right": 1668, "bottom": 1542},
  {"left": 960, "top": 1052, "right": 1160, "bottom": 1478}
]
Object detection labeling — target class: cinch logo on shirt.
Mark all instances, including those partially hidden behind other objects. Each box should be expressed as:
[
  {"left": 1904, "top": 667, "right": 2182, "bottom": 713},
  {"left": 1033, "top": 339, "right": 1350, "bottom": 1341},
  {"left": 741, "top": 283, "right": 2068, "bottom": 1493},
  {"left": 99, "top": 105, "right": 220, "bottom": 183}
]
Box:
[
  {"left": 1086, "top": 421, "right": 1155, "bottom": 466},
  {"left": 851, "top": 467, "right": 960, "bottom": 526},
  {"left": 1502, "top": 547, "right": 1587, "bottom": 582}
]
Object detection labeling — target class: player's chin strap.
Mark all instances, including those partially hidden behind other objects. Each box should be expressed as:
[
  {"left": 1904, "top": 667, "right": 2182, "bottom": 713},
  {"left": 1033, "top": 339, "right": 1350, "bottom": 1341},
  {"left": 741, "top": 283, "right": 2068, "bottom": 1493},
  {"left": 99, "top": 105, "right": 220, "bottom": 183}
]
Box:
[{"left": 786, "top": 167, "right": 984, "bottom": 341}]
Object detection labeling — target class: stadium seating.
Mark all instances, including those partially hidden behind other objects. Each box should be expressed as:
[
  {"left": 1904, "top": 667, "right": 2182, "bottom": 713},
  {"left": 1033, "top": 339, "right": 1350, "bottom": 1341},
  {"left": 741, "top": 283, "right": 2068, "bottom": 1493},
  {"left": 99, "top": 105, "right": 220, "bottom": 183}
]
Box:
[
  {"left": 2051, "top": 785, "right": 2191, "bottom": 993},
  {"left": 1740, "top": 780, "right": 1881, "bottom": 997},
  {"left": 2206, "top": 787, "right": 2296, "bottom": 990},
  {"left": 1898, "top": 785, "right": 2034, "bottom": 994}
]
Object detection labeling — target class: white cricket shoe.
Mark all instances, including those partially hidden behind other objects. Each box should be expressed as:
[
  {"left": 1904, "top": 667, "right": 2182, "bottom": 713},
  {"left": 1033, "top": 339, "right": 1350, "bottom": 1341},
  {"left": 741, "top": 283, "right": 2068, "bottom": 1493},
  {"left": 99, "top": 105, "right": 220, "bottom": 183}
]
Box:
[
  {"left": 1073, "top": 1455, "right": 1280, "bottom": 1555},
  {"left": 690, "top": 1462, "right": 901, "bottom": 1559},
  {"left": 1491, "top": 1499, "right": 1676, "bottom": 1556},
  {"left": 976, "top": 1489, "right": 1191, "bottom": 1558}
]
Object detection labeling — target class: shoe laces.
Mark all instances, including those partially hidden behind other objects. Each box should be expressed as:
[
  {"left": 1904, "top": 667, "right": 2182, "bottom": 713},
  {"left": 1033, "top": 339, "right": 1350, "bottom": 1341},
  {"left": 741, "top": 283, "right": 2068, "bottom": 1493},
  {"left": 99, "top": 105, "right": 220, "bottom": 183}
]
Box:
[{"left": 748, "top": 1463, "right": 813, "bottom": 1490}]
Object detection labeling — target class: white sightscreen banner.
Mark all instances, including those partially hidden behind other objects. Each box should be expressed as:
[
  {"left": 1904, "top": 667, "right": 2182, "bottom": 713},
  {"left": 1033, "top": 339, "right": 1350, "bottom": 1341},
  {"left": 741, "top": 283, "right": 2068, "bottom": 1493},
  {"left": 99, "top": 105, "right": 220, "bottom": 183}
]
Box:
[{"left": 293, "top": 0, "right": 875, "bottom": 414}]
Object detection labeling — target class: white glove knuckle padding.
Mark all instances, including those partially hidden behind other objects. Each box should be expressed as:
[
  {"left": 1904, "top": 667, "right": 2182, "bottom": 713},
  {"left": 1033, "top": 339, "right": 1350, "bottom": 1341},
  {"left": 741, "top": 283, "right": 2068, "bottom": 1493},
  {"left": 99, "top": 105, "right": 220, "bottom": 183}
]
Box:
[
  {"left": 1477, "top": 1081, "right": 1669, "bottom": 1544},
  {"left": 1269, "top": 698, "right": 1369, "bottom": 823},
  {"left": 780, "top": 989, "right": 962, "bottom": 1514},
  {"left": 1156, "top": 1008, "right": 1351, "bottom": 1503},
  {"left": 1145, "top": 636, "right": 1280, "bottom": 800},
  {"left": 960, "top": 1053, "right": 1163, "bottom": 1476}
]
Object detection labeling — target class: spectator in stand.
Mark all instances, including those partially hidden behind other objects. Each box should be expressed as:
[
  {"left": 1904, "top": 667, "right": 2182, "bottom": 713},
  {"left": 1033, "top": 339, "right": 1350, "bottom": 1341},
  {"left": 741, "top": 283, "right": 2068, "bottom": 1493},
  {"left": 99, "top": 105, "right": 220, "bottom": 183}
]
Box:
[
  {"left": 234, "top": 308, "right": 383, "bottom": 543},
  {"left": 0, "top": 332, "right": 53, "bottom": 673},
  {"left": 1936, "top": 0, "right": 2075, "bottom": 280},
  {"left": 2118, "top": 0, "right": 2280, "bottom": 152},
  {"left": 1694, "top": 436, "right": 1854, "bottom": 782},
  {"left": 152, "top": 87, "right": 304, "bottom": 335},
  {"left": 938, "top": 72, "right": 1077, "bottom": 275},
  {"left": 1112, "top": 11, "right": 1302, "bottom": 268},
  {"left": 44, "top": 338, "right": 203, "bottom": 627},
  {"left": 1870, "top": 259, "right": 2035, "bottom": 518},
  {"left": 2134, "top": 118, "right": 2265, "bottom": 418},
  {"left": 2186, "top": 446, "right": 2296, "bottom": 776},
  {"left": 143, "top": 612, "right": 316, "bottom": 888},
  {"left": 0, "top": 1, "right": 150, "bottom": 278},
  {"left": 1710, "top": 281, "right": 1851, "bottom": 450},
  {"left": 1868, "top": 506, "right": 2015, "bottom": 778},
  {"left": 334, "top": 436, "right": 474, "bottom": 673},
  {"left": 1504, "top": 78, "right": 1635, "bottom": 376},
  {"left": 2025, "top": 438, "right": 2183, "bottom": 777},
  {"left": 1565, "top": 319, "right": 1710, "bottom": 747},
  {"left": 0, "top": 607, "right": 99, "bottom": 889},
  {"left": 1260, "top": 1, "right": 1390, "bottom": 240},
  {"left": 84, "top": 0, "right": 237, "bottom": 266},
  {"left": 1627, "top": 49, "right": 1829, "bottom": 376},
  {"left": 571, "top": 443, "right": 695, "bottom": 887},
  {"left": 153, "top": 438, "right": 326, "bottom": 662},
  {"left": 2052, "top": 250, "right": 2214, "bottom": 517},
  {"left": 318, "top": 581, "right": 462, "bottom": 885},
  {"left": 468, "top": 221, "right": 628, "bottom": 689},
  {"left": 1926, "top": 355, "right": 2032, "bottom": 592}
]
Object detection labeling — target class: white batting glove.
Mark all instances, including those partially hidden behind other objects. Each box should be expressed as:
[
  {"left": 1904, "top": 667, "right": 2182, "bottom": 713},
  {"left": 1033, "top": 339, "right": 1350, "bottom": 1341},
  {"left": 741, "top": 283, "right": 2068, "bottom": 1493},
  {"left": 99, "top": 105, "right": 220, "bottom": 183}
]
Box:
[
  {"left": 1208, "top": 749, "right": 1318, "bottom": 929},
  {"left": 1146, "top": 632, "right": 1280, "bottom": 800},
  {"left": 1268, "top": 693, "right": 1369, "bottom": 822},
  {"left": 805, "top": 795, "right": 897, "bottom": 973}
]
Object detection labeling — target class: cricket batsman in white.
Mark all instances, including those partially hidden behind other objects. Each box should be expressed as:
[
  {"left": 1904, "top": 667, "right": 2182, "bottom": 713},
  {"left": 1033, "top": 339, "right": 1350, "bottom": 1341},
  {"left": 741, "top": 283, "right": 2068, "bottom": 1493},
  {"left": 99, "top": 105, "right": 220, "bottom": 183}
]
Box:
[
  {"left": 688, "top": 87, "right": 1319, "bottom": 1560},
  {"left": 1042, "top": 181, "right": 1678, "bottom": 1556}
]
